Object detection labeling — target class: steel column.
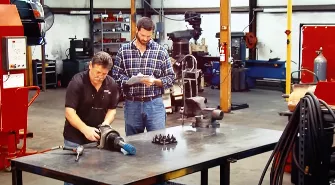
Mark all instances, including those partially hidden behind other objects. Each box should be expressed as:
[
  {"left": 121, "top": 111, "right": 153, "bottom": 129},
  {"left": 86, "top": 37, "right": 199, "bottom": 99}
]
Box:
[
  {"left": 89, "top": 0, "right": 94, "bottom": 57},
  {"left": 40, "top": 0, "right": 46, "bottom": 91},
  {"left": 285, "top": 0, "right": 292, "bottom": 97},
  {"left": 143, "top": 0, "right": 151, "bottom": 17},
  {"left": 249, "top": 0, "right": 257, "bottom": 60},
  {"left": 131, "top": 0, "right": 136, "bottom": 39},
  {"left": 219, "top": 0, "right": 231, "bottom": 112}
]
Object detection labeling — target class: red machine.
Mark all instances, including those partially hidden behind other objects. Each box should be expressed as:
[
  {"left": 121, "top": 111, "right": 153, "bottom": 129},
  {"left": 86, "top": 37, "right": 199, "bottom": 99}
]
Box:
[
  {"left": 0, "top": 2, "right": 40, "bottom": 171},
  {"left": 299, "top": 24, "right": 335, "bottom": 105},
  {"left": 300, "top": 25, "right": 335, "bottom": 83}
]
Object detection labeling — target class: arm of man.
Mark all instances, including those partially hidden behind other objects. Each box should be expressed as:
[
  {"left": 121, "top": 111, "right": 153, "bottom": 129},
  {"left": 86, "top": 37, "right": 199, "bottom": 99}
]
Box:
[
  {"left": 154, "top": 49, "right": 176, "bottom": 89},
  {"left": 65, "top": 80, "right": 100, "bottom": 141},
  {"left": 102, "top": 82, "right": 120, "bottom": 125}
]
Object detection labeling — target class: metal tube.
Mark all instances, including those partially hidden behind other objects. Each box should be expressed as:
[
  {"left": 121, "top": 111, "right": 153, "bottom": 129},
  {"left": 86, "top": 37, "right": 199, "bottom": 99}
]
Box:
[{"left": 40, "top": 0, "right": 46, "bottom": 92}]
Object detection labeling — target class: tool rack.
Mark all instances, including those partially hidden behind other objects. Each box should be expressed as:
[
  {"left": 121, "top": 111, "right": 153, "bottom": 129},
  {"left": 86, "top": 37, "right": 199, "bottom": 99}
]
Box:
[{"left": 92, "top": 12, "right": 131, "bottom": 57}]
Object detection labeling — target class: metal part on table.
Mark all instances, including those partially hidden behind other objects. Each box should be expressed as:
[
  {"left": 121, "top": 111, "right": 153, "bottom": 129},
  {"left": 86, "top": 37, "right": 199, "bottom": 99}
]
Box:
[
  {"left": 11, "top": 124, "right": 282, "bottom": 185},
  {"left": 97, "top": 124, "right": 136, "bottom": 155},
  {"left": 152, "top": 134, "right": 177, "bottom": 145},
  {"left": 62, "top": 145, "right": 84, "bottom": 162},
  {"left": 192, "top": 108, "right": 224, "bottom": 128}
]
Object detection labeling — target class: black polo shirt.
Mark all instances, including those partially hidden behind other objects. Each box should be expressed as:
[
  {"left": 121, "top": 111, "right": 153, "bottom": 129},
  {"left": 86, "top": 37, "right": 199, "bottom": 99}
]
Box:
[{"left": 63, "top": 70, "right": 119, "bottom": 144}]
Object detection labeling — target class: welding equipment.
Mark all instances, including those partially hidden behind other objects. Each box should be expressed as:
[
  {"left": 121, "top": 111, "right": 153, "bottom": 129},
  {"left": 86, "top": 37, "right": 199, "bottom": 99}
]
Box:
[
  {"left": 96, "top": 125, "right": 136, "bottom": 155},
  {"left": 259, "top": 92, "right": 335, "bottom": 185},
  {"left": 0, "top": 1, "right": 44, "bottom": 171}
]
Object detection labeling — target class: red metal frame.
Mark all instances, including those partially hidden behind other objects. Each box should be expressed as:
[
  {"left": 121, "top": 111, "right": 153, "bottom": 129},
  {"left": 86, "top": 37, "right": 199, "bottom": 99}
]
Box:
[{"left": 0, "top": 3, "right": 40, "bottom": 171}]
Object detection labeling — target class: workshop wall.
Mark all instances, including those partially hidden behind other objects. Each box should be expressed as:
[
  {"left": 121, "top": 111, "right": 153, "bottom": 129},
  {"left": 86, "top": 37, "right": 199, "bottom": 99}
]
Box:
[{"left": 256, "top": 11, "right": 335, "bottom": 74}]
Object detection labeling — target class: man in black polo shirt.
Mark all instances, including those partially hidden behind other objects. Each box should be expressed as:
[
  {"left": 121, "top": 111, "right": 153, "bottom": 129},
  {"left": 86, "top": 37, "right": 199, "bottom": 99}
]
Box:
[{"left": 63, "top": 51, "right": 119, "bottom": 147}]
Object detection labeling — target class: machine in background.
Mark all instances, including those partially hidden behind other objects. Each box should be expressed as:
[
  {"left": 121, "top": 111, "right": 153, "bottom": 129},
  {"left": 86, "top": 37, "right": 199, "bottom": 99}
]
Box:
[
  {"left": 0, "top": 2, "right": 42, "bottom": 171},
  {"left": 61, "top": 36, "right": 92, "bottom": 87},
  {"left": 165, "top": 12, "right": 207, "bottom": 113}
]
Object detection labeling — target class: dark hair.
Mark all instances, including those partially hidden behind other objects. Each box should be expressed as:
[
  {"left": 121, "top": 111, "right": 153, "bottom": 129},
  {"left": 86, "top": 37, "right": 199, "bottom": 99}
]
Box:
[
  {"left": 91, "top": 51, "right": 113, "bottom": 70},
  {"left": 136, "top": 17, "right": 155, "bottom": 31}
]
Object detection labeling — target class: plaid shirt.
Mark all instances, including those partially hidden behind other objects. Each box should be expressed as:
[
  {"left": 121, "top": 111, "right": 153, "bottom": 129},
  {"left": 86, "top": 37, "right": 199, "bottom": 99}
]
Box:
[{"left": 112, "top": 39, "right": 175, "bottom": 98}]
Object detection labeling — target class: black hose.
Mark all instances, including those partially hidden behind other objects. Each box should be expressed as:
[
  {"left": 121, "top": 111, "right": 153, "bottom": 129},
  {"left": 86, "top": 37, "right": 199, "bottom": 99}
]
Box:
[{"left": 258, "top": 92, "right": 335, "bottom": 185}]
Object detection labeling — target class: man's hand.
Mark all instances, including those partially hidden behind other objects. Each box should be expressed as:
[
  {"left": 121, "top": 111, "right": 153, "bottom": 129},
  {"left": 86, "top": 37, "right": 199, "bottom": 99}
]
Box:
[
  {"left": 140, "top": 78, "right": 163, "bottom": 87},
  {"left": 81, "top": 126, "right": 100, "bottom": 142},
  {"left": 140, "top": 78, "right": 155, "bottom": 87}
]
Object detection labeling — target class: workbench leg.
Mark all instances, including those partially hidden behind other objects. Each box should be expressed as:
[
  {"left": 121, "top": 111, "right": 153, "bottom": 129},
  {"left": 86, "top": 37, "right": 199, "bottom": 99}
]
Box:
[
  {"left": 220, "top": 161, "right": 230, "bottom": 185},
  {"left": 12, "top": 166, "right": 23, "bottom": 185},
  {"left": 201, "top": 169, "right": 208, "bottom": 185}
]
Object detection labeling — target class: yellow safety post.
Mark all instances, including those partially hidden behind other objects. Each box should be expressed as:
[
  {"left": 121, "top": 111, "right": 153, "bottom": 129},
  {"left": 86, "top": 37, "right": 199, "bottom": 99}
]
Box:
[
  {"left": 219, "top": 0, "right": 231, "bottom": 112},
  {"left": 286, "top": 0, "right": 292, "bottom": 98},
  {"left": 131, "top": 0, "right": 136, "bottom": 39},
  {"left": 26, "top": 46, "right": 33, "bottom": 86}
]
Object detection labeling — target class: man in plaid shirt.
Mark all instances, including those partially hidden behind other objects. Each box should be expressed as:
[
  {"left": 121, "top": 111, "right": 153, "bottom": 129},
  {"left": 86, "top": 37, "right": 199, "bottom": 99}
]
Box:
[{"left": 112, "top": 17, "right": 175, "bottom": 136}]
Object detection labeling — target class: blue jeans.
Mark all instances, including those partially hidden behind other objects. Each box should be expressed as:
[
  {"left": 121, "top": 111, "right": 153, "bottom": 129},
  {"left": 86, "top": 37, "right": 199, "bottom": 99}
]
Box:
[
  {"left": 124, "top": 97, "right": 166, "bottom": 136},
  {"left": 64, "top": 139, "right": 80, "bottom": 185}
]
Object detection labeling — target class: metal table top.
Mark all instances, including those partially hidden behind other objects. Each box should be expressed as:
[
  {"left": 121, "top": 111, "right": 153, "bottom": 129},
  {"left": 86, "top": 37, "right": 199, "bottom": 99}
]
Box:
[{"left": 11, "top": 124, "right": 282, "bottom": 185}]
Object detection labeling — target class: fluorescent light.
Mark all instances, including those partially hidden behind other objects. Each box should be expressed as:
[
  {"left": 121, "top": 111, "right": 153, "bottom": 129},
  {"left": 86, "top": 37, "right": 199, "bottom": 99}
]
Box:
[
  {"left": 263, "top": 8, "right": 287, "bottom": 13},
  {"left": 70, "top": 11, "right": 90, "bottom": 15}
]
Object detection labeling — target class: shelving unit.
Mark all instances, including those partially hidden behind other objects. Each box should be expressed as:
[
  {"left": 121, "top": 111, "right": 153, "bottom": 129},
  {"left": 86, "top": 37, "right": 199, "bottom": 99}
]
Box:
[{"left": 92, "top": 12, "right": 131, "bottom": 57}]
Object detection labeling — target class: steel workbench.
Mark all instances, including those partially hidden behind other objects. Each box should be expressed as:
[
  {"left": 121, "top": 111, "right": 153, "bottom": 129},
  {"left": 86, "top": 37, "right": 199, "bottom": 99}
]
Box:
[{"left": 11, "top": 124, "right": 282, "bottom": 185}]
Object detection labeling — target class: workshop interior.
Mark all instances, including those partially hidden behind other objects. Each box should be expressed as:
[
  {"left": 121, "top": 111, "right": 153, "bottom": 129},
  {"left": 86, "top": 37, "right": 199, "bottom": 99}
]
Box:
[{"left": 1, "top": 0, "right": 335, "bottom": 185}]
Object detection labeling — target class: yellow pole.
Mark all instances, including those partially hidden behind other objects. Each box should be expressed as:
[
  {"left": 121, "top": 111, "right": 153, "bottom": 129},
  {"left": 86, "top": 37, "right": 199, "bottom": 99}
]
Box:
[
  {"left": 220, "top": 0, "right": 231, "bottom": 112},
  {"left": 26, "top": 46, "right": 33, "bottom": 86},
  {"left": 131, "top": 0, "right": 136, "bottom": 39},
  {"left": 286, "top": 0, "right": 292, "bottom": 97}
]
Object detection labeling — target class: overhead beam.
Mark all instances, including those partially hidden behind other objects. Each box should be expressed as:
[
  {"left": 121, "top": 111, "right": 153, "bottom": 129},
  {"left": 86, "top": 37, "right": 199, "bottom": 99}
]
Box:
[
  {"left": 219, "top": 0, "right": 231, "bottom": 113},
  {"left": 49, "top": 7, "right": 249, "bottom": 15},
  {"left": 50, "top": 5, "right": 335, "bottom": 15},
  {"left": 255, "top": 4, "right": 335, "bottom": 12}
]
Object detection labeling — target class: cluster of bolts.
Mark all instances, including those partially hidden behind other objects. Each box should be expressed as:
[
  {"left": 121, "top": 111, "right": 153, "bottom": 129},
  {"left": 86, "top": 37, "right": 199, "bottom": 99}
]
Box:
[{"left": 152, "top": 134, "right": 177, "bottom": 145}]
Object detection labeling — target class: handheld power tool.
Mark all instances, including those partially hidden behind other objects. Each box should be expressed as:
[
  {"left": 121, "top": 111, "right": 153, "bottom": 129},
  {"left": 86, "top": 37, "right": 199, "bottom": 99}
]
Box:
[
  {"left": 62, "top": 145, "right": 84, "bottom": 162},
  {"left": 96, "top": 125, "right": 136, "bottom": 155}
]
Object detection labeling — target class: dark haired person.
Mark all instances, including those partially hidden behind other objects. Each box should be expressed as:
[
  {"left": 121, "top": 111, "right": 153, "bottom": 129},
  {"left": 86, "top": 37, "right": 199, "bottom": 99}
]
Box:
[
  {"left": 113, "top": 17, "right": 175, "bottom": 136},
  {"left": 62, "top": 51, "right": 119, "bottom": 159}
]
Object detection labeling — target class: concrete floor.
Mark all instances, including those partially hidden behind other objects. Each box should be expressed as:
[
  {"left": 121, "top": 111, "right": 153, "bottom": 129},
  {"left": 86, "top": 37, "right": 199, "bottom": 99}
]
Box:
[{"left": 0, "top": 87, "right": 293, "bottom": 185}]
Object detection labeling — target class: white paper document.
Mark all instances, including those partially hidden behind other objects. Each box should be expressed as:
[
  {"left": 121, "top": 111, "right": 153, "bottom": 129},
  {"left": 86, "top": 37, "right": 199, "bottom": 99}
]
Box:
[{"left": 126, "top": 73, "right": 155, "bottom": 85}]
